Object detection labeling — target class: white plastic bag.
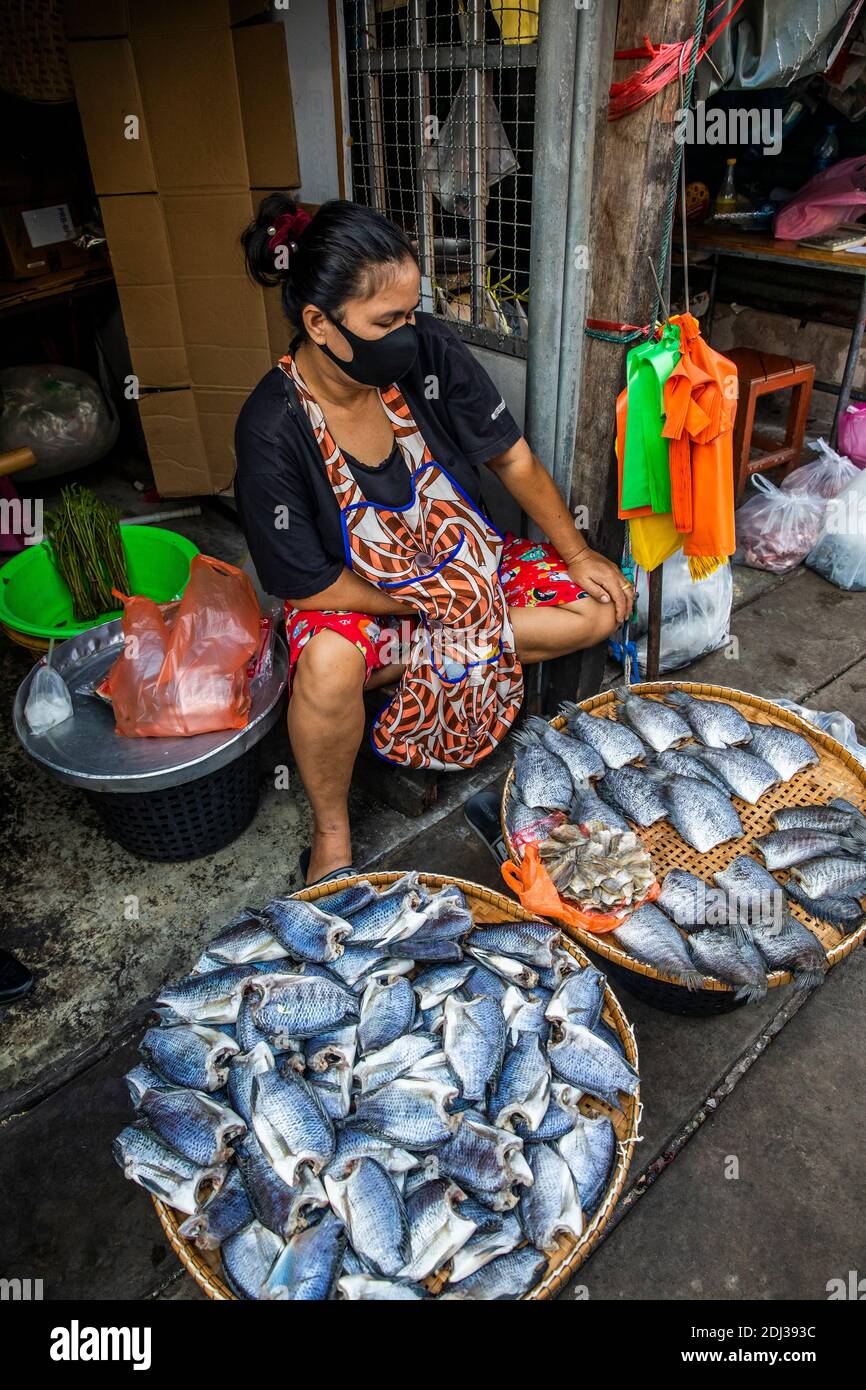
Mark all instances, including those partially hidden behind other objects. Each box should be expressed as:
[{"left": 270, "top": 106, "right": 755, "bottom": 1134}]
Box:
[
  {"left": 734, "top": 475, "right": 826, "bottom": 573},
  {"left": 0, "top": 364, "right": 118, "bottom": 480},
  {"left": 781, "top": 438, "right": 859, "bottom": 499},
  {"left": 25, "top": 662, "right": 73, "bottom": 735},
  {"left": 775, "top": 700, "right": 866, "bottom": 771},
  {"left": 634, "top": 549, "right": 733, "bottom": 674},
  {"left": 421, "top": 78, "right": 519, "bottom": 216},
  {"left": 805, "top": 467, "right": 866, "bottom": 590}
]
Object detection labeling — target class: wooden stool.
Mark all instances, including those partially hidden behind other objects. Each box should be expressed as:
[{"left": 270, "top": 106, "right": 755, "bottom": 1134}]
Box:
[{"left": 728, "top": 348, "right": 815, "bottom": 501}]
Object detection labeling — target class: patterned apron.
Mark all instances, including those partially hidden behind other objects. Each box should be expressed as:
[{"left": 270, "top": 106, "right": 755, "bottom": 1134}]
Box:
[{"left": 280, "top": 353, "right": 524, "bottom": 770}]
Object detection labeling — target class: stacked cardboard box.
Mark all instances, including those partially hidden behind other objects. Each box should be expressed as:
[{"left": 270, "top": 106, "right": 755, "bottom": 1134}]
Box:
[{"left": 65, "top": 0, "right": 299, "bottom": 495}]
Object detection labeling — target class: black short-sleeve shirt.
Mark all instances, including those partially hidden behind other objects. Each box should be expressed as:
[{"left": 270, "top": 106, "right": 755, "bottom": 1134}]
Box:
[{"left": 233, "top": 312, "right": 522, "bottom": 600}]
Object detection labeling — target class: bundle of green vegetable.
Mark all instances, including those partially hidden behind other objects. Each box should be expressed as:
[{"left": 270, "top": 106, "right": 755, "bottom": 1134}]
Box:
[{"left": 44, "top": 485, "right": 130, "bottom": 622}]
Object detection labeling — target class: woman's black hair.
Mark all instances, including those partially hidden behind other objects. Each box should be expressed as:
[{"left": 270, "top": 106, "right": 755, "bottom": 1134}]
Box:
[{"left": 241, "top": 193, "right": 418, "bottom": 336}]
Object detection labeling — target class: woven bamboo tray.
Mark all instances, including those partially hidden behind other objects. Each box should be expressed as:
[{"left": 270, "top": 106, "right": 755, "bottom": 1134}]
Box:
[
  {"left": 153, "top": 871, "right": 641, "bottom": 1302},
  {"left": 501, "top": 682, "right": 866, "bottom": 1013}
]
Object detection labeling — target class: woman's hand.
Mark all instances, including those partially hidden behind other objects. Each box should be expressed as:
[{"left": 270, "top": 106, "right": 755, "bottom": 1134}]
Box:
[
  {"left": 567, "top": 548, "right": 633, "bottom": 624},
  {"left": 483, "top": 442, "right": 634, "bottom": 624}
]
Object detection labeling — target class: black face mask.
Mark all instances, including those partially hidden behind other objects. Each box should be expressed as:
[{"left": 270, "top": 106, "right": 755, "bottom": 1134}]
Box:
[{"left": 319, "top": 315, "right": 419, "bottom": 388}]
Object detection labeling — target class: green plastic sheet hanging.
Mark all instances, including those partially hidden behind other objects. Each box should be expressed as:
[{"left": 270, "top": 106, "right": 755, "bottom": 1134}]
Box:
[{"left": 621, "top": 321, "right": 681, "bottom": 514}]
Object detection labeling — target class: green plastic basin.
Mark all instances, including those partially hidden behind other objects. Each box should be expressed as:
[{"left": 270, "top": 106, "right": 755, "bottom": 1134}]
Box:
[{"left": 0, "top": 525, "right": 200, "bottom": 640}]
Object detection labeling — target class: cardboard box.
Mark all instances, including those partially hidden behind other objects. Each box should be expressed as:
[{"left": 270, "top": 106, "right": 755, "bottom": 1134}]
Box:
[
  {"left": 132, "top": 31, "right": 249, "bottom": 194},
  {"left": 162, "top": 191, "right": 272, "bottom": 389},
  {"left": 64, "top": 2, "right": 270, "bottom": 42},
  {"left": 174, "top": 275, "right": 272, "bottom": 389},
  {"left": 138, "top": 390, "right": 212, "bottom": 497},
  {"left": 102, "top": 190, "right": 277, "bottom": 390},
  {"left": 116, "top": 284, "right": 188, "bottom": 389},
  {"left": 127, "top": 0, "right": 267, "bottom": 34},
  {"left": 132, "top": 25, "right": 298, "bottom": 194},
  {"left": 233, "top": 24, "right": 300, "bottom": 189},
  {"left": 99, "top": 195, "right": 172, "bottom": 287},
  {"left": 67, "top": 41, "right": 156, "bottom": 195},
  {"left": 99, "top": 195, "right": 189, "bottom": 387},
  {"left": 193, "top": 387, "right": 247, "bottom": 491},
  {"left": 0, "top": 204, "right": 76, "bottom": 279},
  {"left": 64, "top": 0, "right": 130, "bottom": 39},
  {"left": 138, "top": 387, "right": 243, "bottom": 496}
]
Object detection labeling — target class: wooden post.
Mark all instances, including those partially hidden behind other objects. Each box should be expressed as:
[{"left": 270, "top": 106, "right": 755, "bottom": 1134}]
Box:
[{"left": 549, "top": 0, "right": 699, "bottom": 705}]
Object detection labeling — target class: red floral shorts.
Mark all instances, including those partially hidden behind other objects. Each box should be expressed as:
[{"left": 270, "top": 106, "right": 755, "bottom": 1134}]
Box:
[{"left": 284, "top": 532, "right": 586, "bottom": 686}]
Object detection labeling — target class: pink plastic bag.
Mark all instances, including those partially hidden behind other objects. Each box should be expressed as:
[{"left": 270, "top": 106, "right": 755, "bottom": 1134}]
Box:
[
  {"left": 837, "top": 403, "right": 866, "bottom": 469},
  {"left": 774, "top": 155, "right": 866, "bottom": 241},
  {"left": 106, "top": 554, "right": 261, "bottom": 737}
]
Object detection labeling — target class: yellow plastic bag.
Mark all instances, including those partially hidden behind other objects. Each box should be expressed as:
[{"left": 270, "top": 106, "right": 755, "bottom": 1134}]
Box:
[
  {"left": 629, "top": 513, "right": 683, "bottom": 573},
  {"left": 488, "top": 0, "right": 538, "bottom": 44}
]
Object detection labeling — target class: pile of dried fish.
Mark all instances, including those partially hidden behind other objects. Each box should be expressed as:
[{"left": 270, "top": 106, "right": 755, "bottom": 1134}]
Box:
[
  {"left": 615, "top": 855, "right": 834, "bottom": 1000},
  {"left": 508, "top": 688, "right": 831, "bottom": 858},
  {"left": 506, "top": 689, "right": 865, "bottom": 1000},
  {"left": 115, "top": 877, "right": 637, "bottom": 1301},
  {"left": 538, "top": 820, "right": 656, "bottom": 912}
]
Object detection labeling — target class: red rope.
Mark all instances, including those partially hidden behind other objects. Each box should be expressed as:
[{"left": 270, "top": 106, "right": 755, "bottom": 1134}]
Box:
[
  {"left": 609, "top": 0, "right": 747, "bottom": 121},
  {"left": 586, "top": 318, "right": 652, "bottom": 336}
]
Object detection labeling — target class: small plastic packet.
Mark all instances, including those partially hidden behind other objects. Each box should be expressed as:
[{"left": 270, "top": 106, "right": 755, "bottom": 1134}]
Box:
[
  {"left": 247, "top": 613, "right": 276, "bottom": 695},
  {"left": 25, "top": 646, "right": 74, "bottom": 736}
]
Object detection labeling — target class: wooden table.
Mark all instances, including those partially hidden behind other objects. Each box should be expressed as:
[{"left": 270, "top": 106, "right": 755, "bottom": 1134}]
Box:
[
  {"left": 0, "top": 264, "right": 113, "bottom": 317},
  {"left": 676, "top": 224, "right": 866, "bottom": 446}
]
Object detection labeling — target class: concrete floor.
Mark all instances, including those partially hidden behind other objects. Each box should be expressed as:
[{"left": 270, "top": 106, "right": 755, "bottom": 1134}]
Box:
[{"left": 2, "top": 434, "right": 865, "bottom": 1299}]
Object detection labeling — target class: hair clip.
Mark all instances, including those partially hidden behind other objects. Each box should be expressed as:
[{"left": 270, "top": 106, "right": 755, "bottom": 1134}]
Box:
[{"left": 267, "top": 209, "right": 312, "bottom": 255}]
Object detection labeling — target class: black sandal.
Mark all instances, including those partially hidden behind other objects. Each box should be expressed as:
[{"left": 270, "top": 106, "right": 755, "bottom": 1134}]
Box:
[
  {"left": 0, "top": 949, "right": 34, "bottom": 1005},
  {"left": 463, "top": 788, "right": 508, "bottom": 866},
  {"left": 298, "top": 847, "right": 356, "bottom": 888}
]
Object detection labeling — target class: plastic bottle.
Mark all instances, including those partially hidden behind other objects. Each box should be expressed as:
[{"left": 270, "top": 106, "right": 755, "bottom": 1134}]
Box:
[
  {"left": 714, "top": 158, "right": 738, "bottom": 215},
  {"left": 781, "top": 99, "right": 805, "bottom": 139},
  {"left": 814, "top": 124, "right": 839, "bottom": 173}
]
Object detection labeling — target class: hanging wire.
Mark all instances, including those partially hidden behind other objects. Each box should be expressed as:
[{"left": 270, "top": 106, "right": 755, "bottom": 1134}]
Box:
[
  {"left": 587, "top": 0, "right": 708, "bottom": 343},
  {"left": 678, "top": 39, "right": 691, "bottom": 314},
  {"left": 650, "top": 0, "right": 708, "bottom": 325}
]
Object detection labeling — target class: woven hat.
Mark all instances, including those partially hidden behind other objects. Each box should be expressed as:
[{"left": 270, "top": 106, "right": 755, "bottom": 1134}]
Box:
[{"left": 0, "top": 0, "right": 74, "bottom": 104}]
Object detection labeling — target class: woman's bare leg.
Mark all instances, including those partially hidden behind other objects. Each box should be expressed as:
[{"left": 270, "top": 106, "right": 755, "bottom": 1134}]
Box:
[
  {"left": 509, "top": 597, "right": 619, "bottom": 665},
  {"left": 288, "top": 600, "right": 615, "bottom": 881},
  {"left": 287, "top": 630, "right": 368, "bottom": 882}
]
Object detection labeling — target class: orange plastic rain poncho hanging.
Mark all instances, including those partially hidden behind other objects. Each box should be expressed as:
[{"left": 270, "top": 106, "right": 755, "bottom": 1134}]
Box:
[{"left": 663, "top": 312, "right": 737, "bottom": 577}]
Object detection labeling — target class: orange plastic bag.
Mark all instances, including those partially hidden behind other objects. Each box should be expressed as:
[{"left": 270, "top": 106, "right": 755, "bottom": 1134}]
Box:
[
  {"left": 105, "top": 554, "right": 261, "bottom": 737},
  {"left": 663, "top": 313, "right": 737, "bottom": 564},
  {"left": 500, "top": 843, "right": 660, "bottom": 935}
]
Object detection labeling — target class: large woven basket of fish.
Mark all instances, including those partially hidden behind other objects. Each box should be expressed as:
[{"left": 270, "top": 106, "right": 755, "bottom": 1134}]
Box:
[
  {"left": 501, "top": 682, "right": 866, "bottom": 1016},
  {"left": 150, "top": 873, "right": 641, "bottom": 1301}
]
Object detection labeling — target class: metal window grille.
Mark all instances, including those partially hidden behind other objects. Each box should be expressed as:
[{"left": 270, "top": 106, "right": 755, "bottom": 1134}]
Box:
[{"left": 343, "top": 1, "right": 538, "bottom": 357}]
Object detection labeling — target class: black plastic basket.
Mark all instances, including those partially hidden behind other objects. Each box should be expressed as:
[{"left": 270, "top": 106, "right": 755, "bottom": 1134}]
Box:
[
  {"left": 85, "top": 745, "right": 262, "bottom": 862},
  {"left": 597, "top": 952, "right": 748, "bottom": 1016}
]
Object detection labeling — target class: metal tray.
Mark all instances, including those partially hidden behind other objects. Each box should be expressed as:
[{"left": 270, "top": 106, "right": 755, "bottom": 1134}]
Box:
[{"left": 13, "top": 621, "right": 288, "bottom": 793}]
